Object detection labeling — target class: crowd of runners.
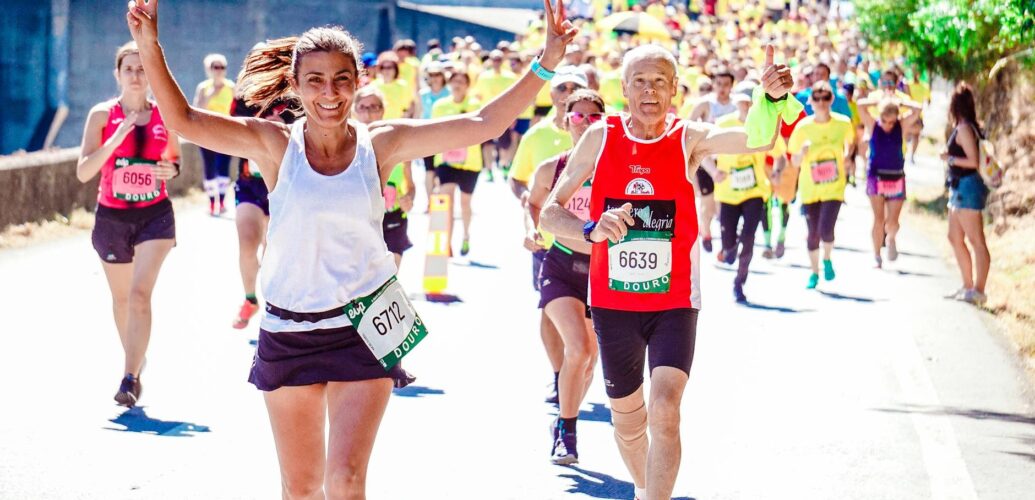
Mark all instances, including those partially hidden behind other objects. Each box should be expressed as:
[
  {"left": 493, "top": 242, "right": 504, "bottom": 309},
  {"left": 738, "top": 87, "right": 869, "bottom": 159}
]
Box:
[{"left": 73, "top": 0, "right": 997, "bottom": 498}]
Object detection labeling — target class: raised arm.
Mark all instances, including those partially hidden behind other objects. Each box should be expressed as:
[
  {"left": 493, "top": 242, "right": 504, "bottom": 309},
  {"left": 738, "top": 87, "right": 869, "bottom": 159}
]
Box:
[
  {"left": 371, "top": 0, "right": 577, "bottom": 171},
  {"left": 127, "top": 0, "right": 286, "bottom": 178},
  {"left": 77, "top": 105, "right": 131, "bottom": 183},
  {"left": 690, "top": 46, "right": 793, "bottom": 158}
]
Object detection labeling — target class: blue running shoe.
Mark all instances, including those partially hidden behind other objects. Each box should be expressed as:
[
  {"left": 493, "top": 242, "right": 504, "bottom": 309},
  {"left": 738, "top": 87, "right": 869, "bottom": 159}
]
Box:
[
  {"left": 114, "top": 374, "right": 141, "bottom": 408},
  {"left": 551, "top": 430, "right": 578, "bottom": 465}
]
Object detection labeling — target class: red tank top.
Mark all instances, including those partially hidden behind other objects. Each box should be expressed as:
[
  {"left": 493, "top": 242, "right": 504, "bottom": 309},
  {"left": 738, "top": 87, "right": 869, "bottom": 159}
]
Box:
[
  {"left": 98, "top": 100, "right": 170, "bottom": 209},
  {"left": 588, "top": 115, "right": 701, "bottom": 311}
]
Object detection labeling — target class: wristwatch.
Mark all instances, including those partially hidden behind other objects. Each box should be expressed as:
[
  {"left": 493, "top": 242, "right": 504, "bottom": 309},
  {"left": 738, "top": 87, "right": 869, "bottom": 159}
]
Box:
[{"left": 583, "top": 220, "right": 597, "bottom": 243}]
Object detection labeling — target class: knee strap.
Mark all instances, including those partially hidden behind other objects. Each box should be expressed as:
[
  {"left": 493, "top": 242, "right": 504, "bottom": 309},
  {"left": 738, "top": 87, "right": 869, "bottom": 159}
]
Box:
[{"left": 612, "top": 403, "right": 648, "bottom": 445}]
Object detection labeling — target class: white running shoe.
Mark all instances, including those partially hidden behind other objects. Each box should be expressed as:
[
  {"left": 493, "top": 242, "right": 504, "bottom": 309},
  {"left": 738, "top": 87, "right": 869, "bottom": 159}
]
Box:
[
  {"left": 944, "top": 287, "right": 967, "bottom": 300},
  {"left": 959, "top": 289, "right": 987, "bottom": 306}
]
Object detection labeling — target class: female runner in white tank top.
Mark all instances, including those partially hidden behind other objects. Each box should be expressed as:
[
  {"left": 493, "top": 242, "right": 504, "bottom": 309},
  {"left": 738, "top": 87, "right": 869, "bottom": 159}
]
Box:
[{"left": 127, "top": 0, "right": 576, "bottom": 497}]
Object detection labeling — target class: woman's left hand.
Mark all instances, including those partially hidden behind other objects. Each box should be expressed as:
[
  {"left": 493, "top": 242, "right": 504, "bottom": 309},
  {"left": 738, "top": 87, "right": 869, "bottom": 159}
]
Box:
[
  {"left": 539, "top": 0, "right": 579, "bottom": 70},
  {"left": 153, "top": 160, "right": 178, "bottom": 181},
  {"left": 400, "top": 192, "right": 415, "bottom": 213}
]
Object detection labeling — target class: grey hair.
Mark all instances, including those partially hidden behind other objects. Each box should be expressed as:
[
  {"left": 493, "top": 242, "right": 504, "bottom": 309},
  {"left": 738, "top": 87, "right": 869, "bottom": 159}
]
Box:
[{"left": 621, "top": 45, "right": 677, "bottom": 82}]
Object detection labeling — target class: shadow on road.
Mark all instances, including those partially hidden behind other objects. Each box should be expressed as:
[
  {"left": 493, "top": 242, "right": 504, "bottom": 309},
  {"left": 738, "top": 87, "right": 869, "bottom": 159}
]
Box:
[
  {"left": 560, "top": 466, "right": 694, "bottom": 500},
  {"left": 579, "top": 402, "right": 613, "bottom": 424},
  {"left": 817, "top": 290, "right": 881, "bottom": 303},
  {"left": 711, "top": 264, "right": 772, "bottom": 276},
  {"left": 392, "top": 385, "right": 445, "bottom": 398},
  {"left": 891, "top": 269, "right": 936, "bottom": 278},
  {"left": 105, "top": 407, "right": 211, "bottom": 437},
  {"left": 738, "top": 301, "right": 813, "bottom": 313},
  {"left": 452, "top": 260, "right": 499, "bottom": 269},
  {"left": 873, "top": 405, "right": 1035, "bottom": 426}
]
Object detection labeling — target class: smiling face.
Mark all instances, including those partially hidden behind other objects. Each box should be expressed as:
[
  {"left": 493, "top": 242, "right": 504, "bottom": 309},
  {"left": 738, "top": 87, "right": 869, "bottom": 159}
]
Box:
[
  {"left": 353, "top": 93, "right": 385, "bottom": 125},
  {"left": 115, "top": 53, "right": 148, "bottom": 93},
  {"left": 566, "top": 98, "right": 604, "bottom": 144},
  {"left": 290, "top": 51, "right": 358, "bottom": 129},
  {"left": 622, "top": 56, "right": 677, "bottom": 127}
]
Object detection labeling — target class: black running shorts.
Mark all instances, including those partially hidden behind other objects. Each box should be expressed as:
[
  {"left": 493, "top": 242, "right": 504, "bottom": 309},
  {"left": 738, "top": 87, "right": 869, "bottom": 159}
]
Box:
[{"left": 590, "top": 307, "right": 699, "bottom": 399}]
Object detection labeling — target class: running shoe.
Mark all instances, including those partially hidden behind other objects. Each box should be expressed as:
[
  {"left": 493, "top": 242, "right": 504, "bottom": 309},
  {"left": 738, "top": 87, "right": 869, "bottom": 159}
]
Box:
[
  {"left": 775, "top": 241, "right": 785, "bottom": 259},
  {"left": 823, "top": 259, "right": 836, "bottom": 281},
  {"left": 233, "top": 300, "right": 260, "bottom": 329},
  {"left": 762, "top": 246, "right": 774, "bottom": 259},
  {"left": 460, "top": 239, "right": 470, "bottom": 257},
  {"left": 807, "top": 273, "right": 819, "bottom": 289},
  {"left": 702, "top": 237, "right": 713, "bottom": 253},
  {"left": 209, "top": 200, "right": 218, "bottom": 217},
  {"left": 887, "top": 237, "right": 899, "bottom": 261},
  {"left": 959, "top": 289, "right": 987, "bottom": 306},
  {"left": 733, "top": 284, "right": 747, "bottom": 303},
  {"left": 944, "top": 287, "right": 967, "bottom": 300},
  {"left": 114, "top": 374, "right": 142, "bottom": 407},
  {"left": 551, "top": 431, "right": 579, "bottom": 465},
  {"left": 874, "top": 256, "right": 883, "bottom": 269},
  {"left": 219, "top": 202, "right": 227, "bottom": 215}
]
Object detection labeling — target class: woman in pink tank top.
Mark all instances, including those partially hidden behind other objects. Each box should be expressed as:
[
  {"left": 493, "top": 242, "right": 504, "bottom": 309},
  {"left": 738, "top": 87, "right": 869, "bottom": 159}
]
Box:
[{"left": 75, "top": 41, "right": 181, "bottom": 408}]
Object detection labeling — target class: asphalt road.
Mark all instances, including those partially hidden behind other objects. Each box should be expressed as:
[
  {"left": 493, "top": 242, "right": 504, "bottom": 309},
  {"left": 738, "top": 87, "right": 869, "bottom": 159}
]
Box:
[{"left": 1, "top": 157, "right": 1032, "bottom": 500}]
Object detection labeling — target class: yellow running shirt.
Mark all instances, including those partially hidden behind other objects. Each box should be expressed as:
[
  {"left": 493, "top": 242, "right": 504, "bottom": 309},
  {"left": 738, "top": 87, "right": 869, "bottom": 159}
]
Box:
[
  {"left": 374, "top": 78, "right": 413, "bottom": 120},
  {"left": 787, "top": 113, "right": 855, "bottom": 204},
  {"left": 473, "top": 69, "right": 517, "bottom": 103},
  {"left": 199, "top": 79, "right": 235, "bottom": 115},
  {"left": 510, "top": 119, "right": 572, "bottom": 183},
  {"left": 432, "top": 97, "right": 482, "bottom": 172},
  {"left": 714, "top": 113, "right": 772, "bottom": 205}
]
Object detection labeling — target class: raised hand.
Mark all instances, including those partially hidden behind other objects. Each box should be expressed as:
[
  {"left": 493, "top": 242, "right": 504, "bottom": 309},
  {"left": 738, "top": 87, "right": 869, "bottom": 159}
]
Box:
[
  {"left": 540, "top": 0, "right": 579, "bottom": 70},
  {"left": 126, "top": 0, "right": 160, "bottom": 45},
  {"left": 760, "top": 45, "right": 793, "bottom": 100}
]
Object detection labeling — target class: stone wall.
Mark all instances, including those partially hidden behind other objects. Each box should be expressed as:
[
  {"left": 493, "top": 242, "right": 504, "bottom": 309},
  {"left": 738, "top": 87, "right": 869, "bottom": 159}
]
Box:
[{"left": 0, "top": 143, "right": 208, "bottom": 230}]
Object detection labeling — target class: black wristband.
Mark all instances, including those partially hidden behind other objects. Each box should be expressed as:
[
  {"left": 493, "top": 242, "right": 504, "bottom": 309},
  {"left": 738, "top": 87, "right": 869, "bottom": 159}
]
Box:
[{"left": 765, "top": 93, "right": 789, "bottom": 102}]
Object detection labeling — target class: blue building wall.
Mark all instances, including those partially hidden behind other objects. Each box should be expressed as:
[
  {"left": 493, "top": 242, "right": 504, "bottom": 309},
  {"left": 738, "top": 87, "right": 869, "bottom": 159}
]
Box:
[
  {"left": 1, "top": 0, "right": 533, "bottom": 154},
  {"left": 0, "top": 1, "right": 52, "bottom": 154}
]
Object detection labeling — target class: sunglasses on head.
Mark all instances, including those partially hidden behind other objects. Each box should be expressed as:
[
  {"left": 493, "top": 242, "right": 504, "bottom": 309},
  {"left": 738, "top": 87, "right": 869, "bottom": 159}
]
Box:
[
  {"left": 812, "top": 93, "right": 833, "bottom": 102},
  {"left": 567, "top": 111, "right": 603, "bottom": 125}
]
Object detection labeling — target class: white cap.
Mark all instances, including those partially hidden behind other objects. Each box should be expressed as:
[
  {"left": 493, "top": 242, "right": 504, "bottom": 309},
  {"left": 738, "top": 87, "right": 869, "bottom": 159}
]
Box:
[{"left": 551, "top": 65, "right": 588, "bottom": 89}]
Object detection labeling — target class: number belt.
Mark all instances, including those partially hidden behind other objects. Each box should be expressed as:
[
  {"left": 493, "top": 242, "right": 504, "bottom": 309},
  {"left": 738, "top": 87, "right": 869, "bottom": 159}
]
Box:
[{"left": 265, "top": 303, "right": 346, "bottom": 323}]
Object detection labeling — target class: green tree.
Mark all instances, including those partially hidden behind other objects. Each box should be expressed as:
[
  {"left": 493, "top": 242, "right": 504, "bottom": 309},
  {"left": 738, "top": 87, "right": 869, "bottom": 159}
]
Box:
[{"left": 855, "top": 0, "right": 1035, "bottom": 81}]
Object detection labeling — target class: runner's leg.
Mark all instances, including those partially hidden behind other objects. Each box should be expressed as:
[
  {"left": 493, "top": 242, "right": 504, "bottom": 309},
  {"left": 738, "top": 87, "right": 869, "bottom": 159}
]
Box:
[
  {"left": 123, "top": 239, "right": 174, "bottom": 376},
  {"left": 804, "top": 202, "right": 822, "bottom": 275},
  {"left": 646, "top": 367, "right": 690, "bottom": 500},
  {"left": 264, "top": 384, "right": 327, "bottom": 499},
  {"left": 885, "top": 198, "right": 904, "bottom": 259},
  {"left": 459, "top": 191, "right": 473, "bottom": 242},
  {"left": 101, "top": 262, "right": 133, "bottom": 354},
  {"left": 546, "top": 298, "right": 598, "bottom": 420},
  {"left": 610, "top": 386, "right": 648, "bottom": 490},
  {"left": 868, "top": 195, "right": 886, "bottom": 263},
  {"left": 735, "top": 198, "right": 764, "bottom": 287},
  {"left": 236, "top": 203, "right": 267, "bottom": 299},
  {"left": 325, "top": 378, "right": 393, "bottom": 499}
]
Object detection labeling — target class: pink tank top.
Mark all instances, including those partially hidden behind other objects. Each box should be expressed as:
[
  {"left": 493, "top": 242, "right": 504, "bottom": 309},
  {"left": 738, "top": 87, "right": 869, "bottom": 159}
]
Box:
[{"left": 97, "top": 101, "right": 170, "bottom": 209}]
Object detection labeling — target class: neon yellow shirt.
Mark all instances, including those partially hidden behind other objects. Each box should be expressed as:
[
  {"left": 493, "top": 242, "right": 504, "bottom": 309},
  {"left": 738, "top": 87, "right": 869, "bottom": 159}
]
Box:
[
  {"left": 374, "top": 78, "right": 413, "bottom": 120},
  {"left": 714, "top": 113, "right": 772, "bottom": 205},
  {"left": 473, "top": 69, "right": 517, "bottom": 103},
  {"left": 432, "top": 97, "right": 483, "bottom": 172},
  {"left": 599, "top": 70, "right": 626, "bottom": 112},
  {"left": 535, "top": 84, "right": 553, "bottom": 108},
  {"left": 199, "top": 79, "right": 235, "bottom": 115},
  {"left": 511, "top": 119, "right": 571, "bottom": 183},
  {"left": 400, "top": 56, "right": 421, "bottom": 95},
  {"left": 787, "top": 113, "right": 855, "bottom": 204}
]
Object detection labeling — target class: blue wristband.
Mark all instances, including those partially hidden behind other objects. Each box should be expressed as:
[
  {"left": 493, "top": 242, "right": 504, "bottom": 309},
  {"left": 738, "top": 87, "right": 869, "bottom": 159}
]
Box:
[{"left": 530, "top": 59, "right": 555, "bottom": 81}]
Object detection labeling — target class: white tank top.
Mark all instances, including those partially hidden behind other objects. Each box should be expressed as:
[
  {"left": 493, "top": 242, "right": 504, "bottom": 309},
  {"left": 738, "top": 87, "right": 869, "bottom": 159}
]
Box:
[
  {"left": 707, "top": 95, "right": 737, "bottom": 123},
  {"left": 260, "top": 119, "right": 396, "bottom": 332}
]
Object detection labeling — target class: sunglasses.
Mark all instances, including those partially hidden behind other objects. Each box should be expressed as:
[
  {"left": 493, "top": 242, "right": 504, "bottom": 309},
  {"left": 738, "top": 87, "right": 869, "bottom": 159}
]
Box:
[
  {"left": 380, "top": 65, "right": 397, "bottom": 71},
  {"left": 812, "top": 93, "right": 833, "bottom": 102},
  {"left": 555, "top": 83, "right": 582, "bottom": 93},
  {"left": 880, "top": 80, "right": 894, "bottom": 87},
  {"left": 356, "top": 104, "right": 384, "bottom": 113},
  {"left": 567, "top": 111, "right": 603, "bottom": 125},
  {"left": 210, "top": 65, "right": 226, "bottom": 70}
]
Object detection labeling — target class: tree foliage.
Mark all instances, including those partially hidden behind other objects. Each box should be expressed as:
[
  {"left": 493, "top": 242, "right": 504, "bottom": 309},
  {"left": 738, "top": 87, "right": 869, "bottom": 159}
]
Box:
[{"left": 855, "top": 0, "right": 1035, "bottom": 81}]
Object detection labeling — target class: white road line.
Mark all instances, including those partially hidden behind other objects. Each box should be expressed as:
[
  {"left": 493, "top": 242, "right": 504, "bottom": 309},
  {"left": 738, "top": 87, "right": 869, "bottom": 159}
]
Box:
[{"left": 892, "top": 330, "right": 978, "bottom": 500}]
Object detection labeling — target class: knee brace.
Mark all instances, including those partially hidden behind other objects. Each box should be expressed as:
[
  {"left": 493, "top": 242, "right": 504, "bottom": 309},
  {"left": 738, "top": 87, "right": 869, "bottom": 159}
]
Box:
[{"left": 612, "top": 403, "right": 649, "bottom": 455}]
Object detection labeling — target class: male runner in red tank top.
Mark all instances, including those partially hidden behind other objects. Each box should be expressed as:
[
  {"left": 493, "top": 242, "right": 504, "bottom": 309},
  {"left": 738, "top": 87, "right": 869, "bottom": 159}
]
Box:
[{"left": 541, "top": 44, "right": 796, "bottom": 500}]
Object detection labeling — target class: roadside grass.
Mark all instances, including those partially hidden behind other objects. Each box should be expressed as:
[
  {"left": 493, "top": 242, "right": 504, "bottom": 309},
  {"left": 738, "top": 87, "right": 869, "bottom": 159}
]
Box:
[
  {"left": 0, "top": 189, "right": 207, "bottom": 250},
  {"left": 905, "top": 188, "right": 1035, "bottom": 378}
]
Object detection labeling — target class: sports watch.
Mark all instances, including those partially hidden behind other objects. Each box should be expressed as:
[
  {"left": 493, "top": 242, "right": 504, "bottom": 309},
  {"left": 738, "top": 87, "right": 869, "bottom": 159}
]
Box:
[{"left": 583, "top": 220, "right": 597, "bottom": 243}]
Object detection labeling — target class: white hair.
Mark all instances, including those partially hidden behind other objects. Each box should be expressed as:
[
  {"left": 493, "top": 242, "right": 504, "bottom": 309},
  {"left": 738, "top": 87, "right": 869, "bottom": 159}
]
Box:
[
  {"left": 203, "top": 53, "right": 228, "bottom": 69},
  {"left": 621, "top": 45, "right": 677, "bottom": 82}
]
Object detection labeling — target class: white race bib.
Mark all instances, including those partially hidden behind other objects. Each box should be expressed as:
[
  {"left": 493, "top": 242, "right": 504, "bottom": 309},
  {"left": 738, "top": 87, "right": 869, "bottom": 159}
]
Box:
[
  {"left": 730, "top": 164, "right": 758, "bottom": 190},
  {"left": 345, "top": 277, "right": 428, "bottom": 369}
]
